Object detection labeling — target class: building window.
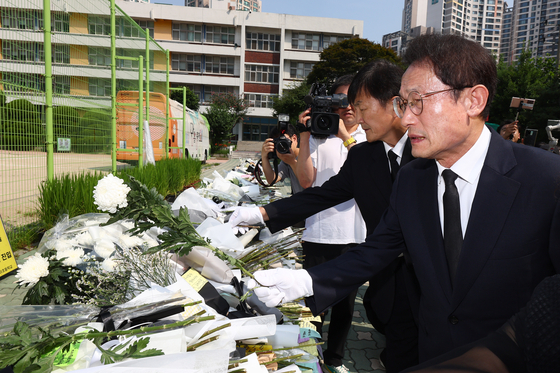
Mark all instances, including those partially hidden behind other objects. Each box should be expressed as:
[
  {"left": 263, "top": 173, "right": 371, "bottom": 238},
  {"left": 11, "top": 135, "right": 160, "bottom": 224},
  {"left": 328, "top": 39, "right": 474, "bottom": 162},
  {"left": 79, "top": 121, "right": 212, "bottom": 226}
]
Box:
[
  {"left": 171, "top": 54, "right": 202, "bottom": 72},
  {"left": 2, "top": 41, "right": 68, "bottom": 64},
  {"left": 242, "top": 117, "right": 277, "bottom": 141},
  {"left": 245, "top": 64, "right": 279, "bottom": 83},
  {"left": 2, "top": 72, "right": 45, "bottom": 92},
  {"left": 289, "top": 61, "right": 314, "bottom": 79},
  {"left": 117, "top": 19, "right": 154, "bottom": 38},
  {"left": 172, "top": 23, "right": 202, "bottom": 42},
  {"left": 205, "top": 56, "right": 235, "bottom": 75},
  {"left": 322, "top": 35, "right": 349, "bottom": 49},
  {"left": 204, "top": 86, "right": 234, "bottom": 103},
  {"left": 206, "top": 26, "right": 235, "bottom": 44},
  {"left": 89, "top": 78, "right": 112, "bottom": 96},
  {"left": 135, "top": 20, "right": 155, "bottom": 38},
  {"left": 246, "top": 32, "right": 281, "bottom": 51},
  {"left": 291, "top": 33, "right": 320, "bottom": 51},
  {"left": 88, "top": 15, "right": 111, "bottom": 35},
  {"left": 245, "top": 93, "right": 276, "bottom": 108},
  {"left": 53, "top": 44, "right": 70, "bottom": 64},
  {"left": 2, "top": 41, "right": 38, "bottom": 62},
  {"left": 1, "top": 9, "right": 37, "bottom": 30},
  {"left": 51, "top": 12, "right": 70, "bottom": 32},
  {"left": 89, "top": 47, "right": 111, "bottom": 66},
  {"left": 54, "top": 76, "right": 70, "bottom": 95}
]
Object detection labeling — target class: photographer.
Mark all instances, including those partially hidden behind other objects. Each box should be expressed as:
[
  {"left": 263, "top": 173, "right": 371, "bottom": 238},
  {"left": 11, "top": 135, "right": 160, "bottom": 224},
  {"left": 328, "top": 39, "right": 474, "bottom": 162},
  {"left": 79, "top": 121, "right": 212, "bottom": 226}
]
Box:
[
  {"left": 497, "top": 119, "right": 521, "bottom": 143},
  {"left": 260, "top": 123, "right": 303, "bottom": 194}
]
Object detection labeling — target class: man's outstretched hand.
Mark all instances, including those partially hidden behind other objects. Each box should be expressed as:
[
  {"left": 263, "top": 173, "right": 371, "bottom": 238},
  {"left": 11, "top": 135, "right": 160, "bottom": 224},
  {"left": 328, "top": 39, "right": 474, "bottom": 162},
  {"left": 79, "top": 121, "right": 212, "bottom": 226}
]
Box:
[{"left": 247, "top": 268, "right": 314, "bottom": 307}]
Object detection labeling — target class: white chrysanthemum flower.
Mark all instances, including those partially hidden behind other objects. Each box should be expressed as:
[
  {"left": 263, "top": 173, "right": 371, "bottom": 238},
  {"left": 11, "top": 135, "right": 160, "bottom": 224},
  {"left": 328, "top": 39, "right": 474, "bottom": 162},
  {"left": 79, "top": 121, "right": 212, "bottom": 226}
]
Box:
[
  {"left": 94, "top": 239, "right": 116, "bottom": 259},
  {"left": 101, "top": 258, "right": 118, "bottom": 272},
  {"left": 15, "top": 253, "right": 50, "bottom": 286},
  {"left": 119, "top": 234, "right": 145, "bottom": 250},
  {"left": 75, "top": 231, "right": 94, "bottom": 246},
  {"left": 93, "top": 174, "right": 131, "bottom": 214},
  {"left": 56, "top": 248, "right": 84, "bottom": 267}
]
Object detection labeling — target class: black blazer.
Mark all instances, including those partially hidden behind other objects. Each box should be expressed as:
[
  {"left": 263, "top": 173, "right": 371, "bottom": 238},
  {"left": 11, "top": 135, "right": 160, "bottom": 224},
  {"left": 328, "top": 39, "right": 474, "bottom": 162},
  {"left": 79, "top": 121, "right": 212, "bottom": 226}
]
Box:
[
  {"left": 264, "top": 139, "right": 417, "bottom": 325},
  {"left": 307, "top": 130, "right": 560, "bottom": 361}
]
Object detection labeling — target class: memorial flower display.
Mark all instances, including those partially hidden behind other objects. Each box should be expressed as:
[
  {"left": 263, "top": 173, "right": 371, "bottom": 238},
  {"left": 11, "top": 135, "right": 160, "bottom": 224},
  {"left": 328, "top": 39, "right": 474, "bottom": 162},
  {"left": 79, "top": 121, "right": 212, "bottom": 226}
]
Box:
[{"left": 2, "top": 165, "right": 324, "bottom": 373}]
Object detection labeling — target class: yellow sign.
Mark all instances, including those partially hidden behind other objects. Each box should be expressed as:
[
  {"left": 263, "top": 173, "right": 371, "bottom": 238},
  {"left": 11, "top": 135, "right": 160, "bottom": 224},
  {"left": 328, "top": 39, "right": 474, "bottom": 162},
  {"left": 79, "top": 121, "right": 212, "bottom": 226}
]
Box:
[
  {"left": 0, "top": 218, "right": 17, "bottom": 276},
  {"left": 181, "top": 268, "right": 208, "bottom": 292}
]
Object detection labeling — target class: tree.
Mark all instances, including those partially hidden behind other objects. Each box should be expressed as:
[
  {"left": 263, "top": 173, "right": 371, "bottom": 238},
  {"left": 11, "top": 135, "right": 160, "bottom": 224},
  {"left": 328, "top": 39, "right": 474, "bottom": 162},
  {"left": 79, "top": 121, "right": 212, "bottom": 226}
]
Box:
[
  {"left": 272, "top": 38, "right": 402, "bottom": 126},
  {"left": 169, "top": 86, "right": 200, "bottom": 111},
  {"left": 271, "top": 81, "right": 311, "bottom": 127},
  {"left": 490, "top": 49, "right": 560, "bottom": 145},
  {"left": 306, "top": 37, "right": 403, "bottom": 85},
  {"left": 75, "top": 109, "right": 112, "bottom": 154},
  {"left": 1, "top": 99, "right": 43, "bottom": 151},
  {"left": 203, "top": 93, "right": 249, "bottom": 151}
]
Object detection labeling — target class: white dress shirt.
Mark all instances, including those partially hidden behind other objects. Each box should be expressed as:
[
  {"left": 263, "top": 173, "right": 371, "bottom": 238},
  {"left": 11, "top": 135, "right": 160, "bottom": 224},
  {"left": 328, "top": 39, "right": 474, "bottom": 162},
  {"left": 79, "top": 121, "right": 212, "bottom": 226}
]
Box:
[
  {"left": 436, "top": 126, "right": 492, "bottom": 238},
  {"left": 383, "top": 131, "right": 409, "bottom": 171}
]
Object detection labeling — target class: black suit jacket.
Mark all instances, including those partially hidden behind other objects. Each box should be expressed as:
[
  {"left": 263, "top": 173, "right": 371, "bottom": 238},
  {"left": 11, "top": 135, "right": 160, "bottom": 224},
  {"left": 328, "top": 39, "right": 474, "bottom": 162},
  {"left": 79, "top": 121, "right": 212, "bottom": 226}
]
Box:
[
  {"left": 265, "top": 139, "right": 416, "bottom": 324},
  {"left": 307, "top": 130, "right": 560, "bottom": 361}
]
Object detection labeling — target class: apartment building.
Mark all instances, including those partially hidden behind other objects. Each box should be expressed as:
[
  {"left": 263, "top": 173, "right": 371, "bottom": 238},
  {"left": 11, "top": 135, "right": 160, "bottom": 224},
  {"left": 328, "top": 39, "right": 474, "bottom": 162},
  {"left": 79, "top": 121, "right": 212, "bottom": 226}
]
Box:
[
  {"left": 507, "top": 0, "right": 560, "bottom": 62},
  {"left": 500, "top": 2, "right": 514, "bottom": 63},
  {"left": 0, "top": 1, "right": 361, "bottom": 143},
  {"left": 385, "top": 0, "right": 505, "bottom": 57}
]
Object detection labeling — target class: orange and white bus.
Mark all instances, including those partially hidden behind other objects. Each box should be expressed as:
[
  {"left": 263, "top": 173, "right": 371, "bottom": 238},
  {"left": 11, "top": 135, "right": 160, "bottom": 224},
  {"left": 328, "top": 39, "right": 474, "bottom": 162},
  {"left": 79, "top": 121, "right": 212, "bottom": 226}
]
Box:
[{"left": 116, "top": 91, "right": 209, "bottom": 162}]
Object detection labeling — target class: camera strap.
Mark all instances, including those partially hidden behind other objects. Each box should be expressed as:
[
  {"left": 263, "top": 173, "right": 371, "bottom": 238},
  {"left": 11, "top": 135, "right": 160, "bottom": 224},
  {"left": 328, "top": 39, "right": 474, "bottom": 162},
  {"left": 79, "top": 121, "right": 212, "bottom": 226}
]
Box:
[{"left": 254, "top": 158, "right": 279, "bottom": 187}]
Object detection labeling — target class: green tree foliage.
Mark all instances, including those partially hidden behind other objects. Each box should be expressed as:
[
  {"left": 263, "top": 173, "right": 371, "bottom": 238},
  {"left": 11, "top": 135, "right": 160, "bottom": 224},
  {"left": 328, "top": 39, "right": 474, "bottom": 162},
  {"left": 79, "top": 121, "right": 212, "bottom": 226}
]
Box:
[
  {"left": 272, "top": 38, "right": 402, "bottom": 126},
  {"left": 490, "top": 49, "right": 560, "bottom": 145},
  {"left": 272, "top": 81, "right": 311, "bottom": 127},
  {"left": 1, "top": 99, "right": 44, "bottom": 151},
  {"left": 74, "top": 109, "right": 112, "bottom": 154},
  {"left": 169, "top": 86, "right": 200, "bottom": 111},
  {"left": 306, "top": 38, "right": 403, "bottom": 84},
  {"left": 203, "top": 93, "right": 249, "bottom": 151}
]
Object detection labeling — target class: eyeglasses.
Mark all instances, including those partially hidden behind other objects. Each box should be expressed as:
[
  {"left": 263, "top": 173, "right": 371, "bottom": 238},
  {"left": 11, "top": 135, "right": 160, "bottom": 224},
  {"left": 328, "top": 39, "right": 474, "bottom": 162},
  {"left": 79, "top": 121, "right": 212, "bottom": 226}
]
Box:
[{"left": 392, "top": 88, "right": 469, "bottom": 119}]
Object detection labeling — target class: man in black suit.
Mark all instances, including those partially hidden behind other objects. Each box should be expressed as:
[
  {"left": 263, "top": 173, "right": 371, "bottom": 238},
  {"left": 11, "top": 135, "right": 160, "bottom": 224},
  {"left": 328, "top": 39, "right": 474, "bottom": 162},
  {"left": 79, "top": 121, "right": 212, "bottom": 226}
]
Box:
[
  {"left": 231, "top": 59, "right": 419, "bottom": 372},
  {"left": 245, "top": 34, "right": 560, "bottom": 363}
]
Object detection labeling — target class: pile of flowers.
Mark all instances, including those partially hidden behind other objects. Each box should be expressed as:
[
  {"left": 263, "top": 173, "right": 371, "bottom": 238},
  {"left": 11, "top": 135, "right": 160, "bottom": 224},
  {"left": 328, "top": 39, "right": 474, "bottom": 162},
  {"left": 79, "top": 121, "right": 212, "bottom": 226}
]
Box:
[{"left": 2, "top": 171, "right": 323, "bottom": 373}]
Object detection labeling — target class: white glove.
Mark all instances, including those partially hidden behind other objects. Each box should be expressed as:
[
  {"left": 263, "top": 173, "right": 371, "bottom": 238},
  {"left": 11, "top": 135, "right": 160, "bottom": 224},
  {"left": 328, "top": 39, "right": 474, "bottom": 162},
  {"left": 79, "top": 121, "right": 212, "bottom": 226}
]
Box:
[
  {"left": 229, "top": 206, "right": 264, "bottom": 227},
  {"left": 247, "top": 268, "right": 314, "bottom": 307}
]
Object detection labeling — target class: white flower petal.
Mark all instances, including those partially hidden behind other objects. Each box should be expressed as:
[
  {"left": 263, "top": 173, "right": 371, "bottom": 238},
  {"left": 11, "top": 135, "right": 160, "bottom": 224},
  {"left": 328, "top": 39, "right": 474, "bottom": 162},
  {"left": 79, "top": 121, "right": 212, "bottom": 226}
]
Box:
[{"left": 15, "top": 253, "right": 50, "bottom": 286}]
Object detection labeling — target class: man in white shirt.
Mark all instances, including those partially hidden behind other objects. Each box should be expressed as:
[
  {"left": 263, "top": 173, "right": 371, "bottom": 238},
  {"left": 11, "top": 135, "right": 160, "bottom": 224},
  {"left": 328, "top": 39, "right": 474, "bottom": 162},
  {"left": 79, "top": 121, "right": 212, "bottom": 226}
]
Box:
[
  {"left": 291, "top": 75, "right": 367, "bottom": 373},
  {"left": 246, "top": 34, "right": 560, "bottom": 365}
]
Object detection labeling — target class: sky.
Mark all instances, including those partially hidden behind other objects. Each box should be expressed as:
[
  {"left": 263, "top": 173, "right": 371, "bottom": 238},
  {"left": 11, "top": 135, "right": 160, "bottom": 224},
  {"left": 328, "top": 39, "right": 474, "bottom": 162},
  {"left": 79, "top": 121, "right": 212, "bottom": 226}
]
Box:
[
  {"left": 262, "top": 0, "right": 404, "bottom": 44},
  {"left": 157, "top": 0, "right": 404, "bottom": 44}
]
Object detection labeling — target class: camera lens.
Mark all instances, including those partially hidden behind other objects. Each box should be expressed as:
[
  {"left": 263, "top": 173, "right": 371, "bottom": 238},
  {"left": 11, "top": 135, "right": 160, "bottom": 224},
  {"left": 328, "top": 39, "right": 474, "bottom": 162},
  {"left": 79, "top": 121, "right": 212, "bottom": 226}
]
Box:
[
  {"left": 276, "top": 142, "right": 290, "bottom": 154},
  {"left": 316, "top": 114, "right": 333, "bottom": 131}
]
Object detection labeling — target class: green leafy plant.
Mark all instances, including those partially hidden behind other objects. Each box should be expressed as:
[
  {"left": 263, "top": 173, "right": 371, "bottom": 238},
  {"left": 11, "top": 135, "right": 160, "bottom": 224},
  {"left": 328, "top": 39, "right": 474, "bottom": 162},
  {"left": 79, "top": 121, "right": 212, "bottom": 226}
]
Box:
[{"left": 0, "top": 310, "right": 214, "bottom": 373}]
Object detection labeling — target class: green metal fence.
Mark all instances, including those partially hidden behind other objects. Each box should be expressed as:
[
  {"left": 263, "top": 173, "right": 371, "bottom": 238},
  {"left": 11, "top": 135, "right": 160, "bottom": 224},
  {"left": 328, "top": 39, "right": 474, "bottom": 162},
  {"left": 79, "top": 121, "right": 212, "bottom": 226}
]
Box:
[{"left": 0, "top": 0, "right": 169, "bottom": 228}]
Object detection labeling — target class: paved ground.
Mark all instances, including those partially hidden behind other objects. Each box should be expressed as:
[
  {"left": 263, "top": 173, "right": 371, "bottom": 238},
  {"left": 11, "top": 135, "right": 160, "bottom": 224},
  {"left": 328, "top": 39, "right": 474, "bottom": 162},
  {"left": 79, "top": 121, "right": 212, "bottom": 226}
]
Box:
[{"left": 0, "top": 155, "right": 386, "bottom": 373}]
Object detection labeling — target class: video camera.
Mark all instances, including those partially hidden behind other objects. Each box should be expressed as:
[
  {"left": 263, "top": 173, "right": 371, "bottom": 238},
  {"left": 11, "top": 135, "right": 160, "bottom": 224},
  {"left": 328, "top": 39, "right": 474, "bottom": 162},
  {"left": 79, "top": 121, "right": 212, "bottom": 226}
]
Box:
[
  {"left": 268, "top": 114, "right": 292, "bottom": 159},
  {"left": 304, "top": 83, "right": 349, "bottom": 136}
]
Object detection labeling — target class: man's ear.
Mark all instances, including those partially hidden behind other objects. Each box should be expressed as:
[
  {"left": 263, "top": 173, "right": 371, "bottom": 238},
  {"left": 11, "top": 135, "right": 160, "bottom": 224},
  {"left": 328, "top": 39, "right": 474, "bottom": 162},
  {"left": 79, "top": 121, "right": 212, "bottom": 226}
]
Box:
[{"left": 464, "top": 85, "right": 489, "bottom": 118}]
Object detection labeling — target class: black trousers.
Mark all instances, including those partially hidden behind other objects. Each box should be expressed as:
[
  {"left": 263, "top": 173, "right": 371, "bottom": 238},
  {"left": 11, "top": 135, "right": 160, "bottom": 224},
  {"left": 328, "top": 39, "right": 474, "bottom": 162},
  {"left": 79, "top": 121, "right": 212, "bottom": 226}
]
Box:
[
  {"left": 303, "top": 241, "right": 358, "bottom": 367},
  {"left": 364, "top": 258, "right": 419, "bottom": 373}
]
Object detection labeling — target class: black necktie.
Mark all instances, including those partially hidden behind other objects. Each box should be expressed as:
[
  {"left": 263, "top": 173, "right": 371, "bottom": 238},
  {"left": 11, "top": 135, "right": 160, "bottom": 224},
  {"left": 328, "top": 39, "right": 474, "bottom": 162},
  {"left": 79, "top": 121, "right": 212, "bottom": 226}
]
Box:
[
  {"left": 388, "top": 150, "right": 400, "bottom": 182},
  {"left": 442, "top": 169, "right": 462, "bottom": 286}
]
